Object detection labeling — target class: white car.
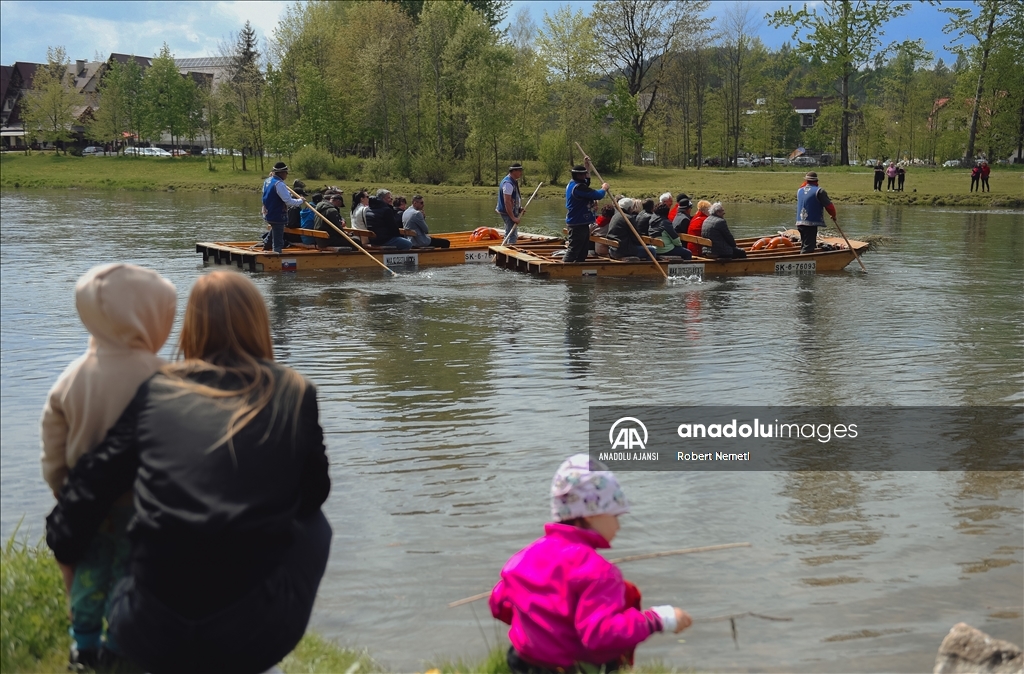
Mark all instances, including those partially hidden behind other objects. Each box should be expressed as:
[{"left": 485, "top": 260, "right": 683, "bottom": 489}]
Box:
[
  {"left": 148, "top": 147, "right": 173, "bottom": 157},
  {"left": 849, "top": 159, "right": 861, "bottom": 166},
  {"left": 735, "top": 157, "right": 752, "bottom": 167},
  {"left": 942, "top": 159, "right": 962, "bottom": 168},
  {"left": 772, "top": 157, "right": 789, "bottom": 166},
  {"left": 792, "top": 156, "right": 819, "bottom": 166}
]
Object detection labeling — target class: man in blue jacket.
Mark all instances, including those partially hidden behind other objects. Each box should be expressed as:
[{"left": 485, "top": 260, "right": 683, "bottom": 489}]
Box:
[
  {"left": 262, "top": 162, "right": 305, "bottom": 254},
  {"left": 564, "top": 161, "right": 609, "bottom": 263}
]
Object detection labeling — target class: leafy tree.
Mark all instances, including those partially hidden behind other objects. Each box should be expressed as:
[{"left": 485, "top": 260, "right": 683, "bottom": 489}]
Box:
[
  {"left": 89, "top": 59, "right": 137, "bottom": 150},
  {"left": 942, "top": 0, "right": 1012, "bottom": 161},
  {"left": 769, "top": 0, "right": 910, "bottom": 165},
  {"left": 142, "top": 44, "right": 195, "bottom": 152},
  {"left": 225, "top": 21, "right": 267, "bottom": 170},
  {"left": 21, "top": 46, "right": 83, "bottom": 153},
  {"left": 592, "top": 0, "right": 710, "bottom": 163},
  {"left": 720, "top": 3, "right": 758, "bottom": 165}
]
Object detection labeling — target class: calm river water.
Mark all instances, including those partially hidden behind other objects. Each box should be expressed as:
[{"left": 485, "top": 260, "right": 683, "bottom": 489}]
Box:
[{"left": 1, "top": 188, "right": 1021, "bottom": 672}]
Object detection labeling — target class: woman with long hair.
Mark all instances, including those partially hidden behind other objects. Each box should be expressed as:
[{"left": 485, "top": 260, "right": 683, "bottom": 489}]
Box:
[{"left": 47, "top": 271, "right": 331, "bottom": 674}]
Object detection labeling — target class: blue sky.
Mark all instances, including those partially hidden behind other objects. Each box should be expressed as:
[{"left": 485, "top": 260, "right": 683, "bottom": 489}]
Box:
[{"left": 0, "top": 0, "right": 962, "bottom": 67}]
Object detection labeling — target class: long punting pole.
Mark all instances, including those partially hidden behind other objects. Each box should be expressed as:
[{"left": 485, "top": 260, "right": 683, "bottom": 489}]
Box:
[
  {"left": 830, "top": 217, "right": 867, "bottom": 272},
  {"left": 502, "top": 181, "right": 543, "bottom": 246},
  {"left": 284, "top": 184, "right": 399, "bottom": 277},
  {"left": 574, "top": 142, "right": 667, "bottom": 279}
]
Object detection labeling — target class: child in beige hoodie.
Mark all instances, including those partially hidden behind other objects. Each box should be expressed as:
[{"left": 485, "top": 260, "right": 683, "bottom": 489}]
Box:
[{"left": 40, "top": 263, "right": 176, "bottom": 667}]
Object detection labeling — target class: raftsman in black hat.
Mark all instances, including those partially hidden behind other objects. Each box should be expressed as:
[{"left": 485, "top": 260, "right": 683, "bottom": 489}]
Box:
[
  {"left": 571, "top": 164, "right": 587, "bottom": 174},
  {"left": 509, "top": 162, "right": 523, "bottom": 171},
  {"left": 272, "top": 161, "right": 289, "bottom": 173}
]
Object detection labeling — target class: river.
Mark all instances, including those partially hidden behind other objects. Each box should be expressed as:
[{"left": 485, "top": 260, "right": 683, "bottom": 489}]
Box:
[{"left": 1, "top": 189, "right": 1021, "bottom": 672}]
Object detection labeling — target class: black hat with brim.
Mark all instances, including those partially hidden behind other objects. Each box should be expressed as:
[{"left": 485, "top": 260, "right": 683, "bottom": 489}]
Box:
[
  {"left": 273, "top": 161, "right": 289, "bottom": 173},
  {"left": 509, "top": 163, "right": 523, "bottom": 171},
  {"left": 571, "top": 164, "right": 587, "bottom": 174}
]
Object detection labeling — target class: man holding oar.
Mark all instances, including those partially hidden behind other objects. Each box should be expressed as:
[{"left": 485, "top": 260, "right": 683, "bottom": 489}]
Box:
[
  {"left": 795, "top": 171, "right": 836, "bottom": 254},
  {"left": 262, "top": 162, "right": 305, "bottom": 254},
  {"left": 497, "top": 163, "right": 525, "bottom": 244},
  {"left": 564, "top": 161, "right": 609, "bottom": 262}
]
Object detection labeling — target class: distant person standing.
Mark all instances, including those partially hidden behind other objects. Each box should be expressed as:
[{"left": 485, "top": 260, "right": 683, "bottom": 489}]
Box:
[
  {"left": 795, "top": 172, "right": 837, "bottom": 254},
  {"left": 497, "top": 163, "right": 524, "bottom": 244},
  {"left": 980, "top": 161, "right": 991, "bottom": 192},
  {"left": 262, "top": 162, "right": 305, "bottom": 254},
  {"left": 897, "top": 166, "right": 906, "bottom": 192},
  {"left": 970, "top": 163, "right": 981, "bottom": 192},
  {"left": 564, "top": 161, "right": 608, "bottom": 263},
  {"left": 885, "top": 162, "right": 898, "bottom": 191},
  {"left": 873, "top": 163, "right": 885, "bottom": 191}
]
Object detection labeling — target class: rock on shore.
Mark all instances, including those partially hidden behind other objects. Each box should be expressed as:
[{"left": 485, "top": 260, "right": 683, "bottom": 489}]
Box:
[{"left": 934, "top": 623, "right": 1022, "bottom": 674}]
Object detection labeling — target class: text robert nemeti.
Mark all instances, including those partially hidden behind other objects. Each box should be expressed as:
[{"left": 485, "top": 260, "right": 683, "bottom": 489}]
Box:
[{"left": 677, "top": 452, "right": 751, "bottom": 461}]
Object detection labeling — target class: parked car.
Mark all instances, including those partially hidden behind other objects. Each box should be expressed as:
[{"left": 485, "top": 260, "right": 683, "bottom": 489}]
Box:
[
  {"left": 865, "top": 159, "right": 879, "bottom": 167},
  {"left": 771, "top": 157, "right": 789, "bottom": 166},
  {"left": 792, "top": 156, "right": 819, "bottom": 166},
  {"left": 149, "top": 148, "right": 173, "bottom": 157},
  {"left": 735, "top": 157, "right": 752, "bottom": 167},
  {"left": 942, "top": 159, "right": 962, "bottom": 168},
  {"left": 849, "top": 159, "right": 861, "bottom": 166},
  {"left": 81, "top": 146, "right": 104, "bottom": 156},
  {"left": 171, "top": 149, "right": 189, "bottom": 157}
]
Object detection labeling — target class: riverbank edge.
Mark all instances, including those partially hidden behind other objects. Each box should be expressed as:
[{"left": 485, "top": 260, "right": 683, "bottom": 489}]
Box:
[
  {"left": 2, "top": 534, "right": 689, "bottom": 673},
  {"left": 2, "top": 154, "right": 1021, "bottom": 208}
]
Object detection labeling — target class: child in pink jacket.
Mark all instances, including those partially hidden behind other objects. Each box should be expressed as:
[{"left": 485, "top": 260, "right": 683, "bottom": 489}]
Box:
[{"left": 490, "top": 454, "right": 691, "bottom": 672}]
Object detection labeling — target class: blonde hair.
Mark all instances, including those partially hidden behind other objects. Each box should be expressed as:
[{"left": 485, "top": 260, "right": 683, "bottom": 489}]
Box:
[
  {"left": 696, "top": 200, "right": 712, "bottom": 215},
  {"left": 165, "top": 271, "right": 306, "bottom": 460}
]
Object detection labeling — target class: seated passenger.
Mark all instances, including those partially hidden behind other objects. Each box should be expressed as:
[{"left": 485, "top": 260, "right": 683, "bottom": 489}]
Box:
[
  {"left": 592, "top": 204, "right": 615, "bottom": 256},
  {"left": 607, "top": 198, "right": 657, "bottom": 261},
  {"left": 686, "top": 200, "right": 711, "bottom": 257},
  {"left": 672, "top": 196, "right": 692, "bottom": 234},
  {"left": 285, "top": 180, "right": 308, "bottom": 245},
  {"left": 403, "top": 195, "right": 450, "bottom": 248},
  {"left": 365, "top": 189, "right": 412, "bottom": 250},
  {"left": 700, "top": 202, "right": 746, "bottom": 259},
  {"left": 635, "top": 199, "right": 655, "bottom": 236},
  {"left": 300, "top": 192, "right": 322, "bottom": 246},
  {"left": 649, "top": 203, "right": 692, "bottom": 259},
  {"left": 314, "top": 192, "right": 351, "bottom": 249},
  {"left": 668, "top": 192, "right": 689, "bottom": 222}
]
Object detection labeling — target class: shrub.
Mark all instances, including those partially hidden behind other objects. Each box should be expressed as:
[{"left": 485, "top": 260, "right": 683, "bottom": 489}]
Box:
[
  {"left": 410, "top": 152, "right": 449, "bottom": 185},
  {"left": 1, "top": 530, "right": 70, "bottom": 672},
  {"left": 588, "top": 133, "right": 619, "bottom": 174},
  {"left": 292, "top": 145, "right": 333, "bottom": 180},
  {"left": 364, "top": 152, "right": 394, "bottom": 182},
  {"left": 329, "top": 155, "right": 362, "bottom": 181},
  {"left": 539, "top": 131, "right": 566, "bottom": 185}
]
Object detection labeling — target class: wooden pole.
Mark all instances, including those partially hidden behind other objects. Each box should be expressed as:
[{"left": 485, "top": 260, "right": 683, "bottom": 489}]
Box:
[
  {"left": 830, "top": 217, "right": 867, "bottom": 273},
  {"left": 284, "top": 185, "right": 398, "bottom": 277},
  {"left": 574, "top": 142, "right": 667, "bottom": 279},
  {"left": 447, "top": 541, "right": 751, "bottom": 608},
  {"left": 502, "top": 182, "right": 543, "bottom": 246}
]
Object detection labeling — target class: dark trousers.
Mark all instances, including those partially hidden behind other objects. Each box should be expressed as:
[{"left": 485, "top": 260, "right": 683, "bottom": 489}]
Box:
[
  {"left": 887, "top": 176, "right": 896, "bottom": 190},
  {"left": 564, "top": 225, "right": 591, "bottom": 262},
  {"left": 981, "top": 177, "right": 989, "bottom": 192},
  {"left": 109, "top": 510, "right": 332, "bottom": 674},
  {"left": 897, "top": 175, "right": 905, "bottom": 191},
  {"left": 873, "top": 174, "right": 884, "bottom": 191},
  {"left": 970, "top": 176, "right": 979, "bottom": 192},
  {"left": 798, "top": 225, "right": 819, "bottom": 254}
]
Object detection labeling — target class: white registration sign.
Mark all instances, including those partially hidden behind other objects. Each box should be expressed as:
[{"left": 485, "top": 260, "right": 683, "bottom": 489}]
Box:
[
  {"left": 383, "top": 253, "right": 419, "bottom": 267},
  {"left": 668, "top": 263, "right": 705, "bottom": 279},
  {"left": 464, "top": 251, "right": 491, "bottom": 263},
  {"left": 774, "top": 260, "right": 816, "bottom": 273}
]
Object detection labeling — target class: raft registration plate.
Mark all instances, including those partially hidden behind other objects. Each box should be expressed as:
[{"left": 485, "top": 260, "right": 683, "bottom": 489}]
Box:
[
  {"left": 383, "top": 253, "right": 419, "bottom": 267},
  {"left": 464, "top": 251, "right": 491, "bottom": 263},
  {"left": 775, "top": 260, "right": 816, "bottom": 273},
  {"left": 668, "top": 263, "right": 705, "bottom": 278}
]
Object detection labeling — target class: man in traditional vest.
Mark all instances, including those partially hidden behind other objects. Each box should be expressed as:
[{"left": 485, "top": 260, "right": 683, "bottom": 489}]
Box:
[
  {"left": 497, "top": 162, "right": 524, "bottom": 243},
  {"left": 795, "top": 171, "right": 836, "bottom": 254},
  {"left": 262, "top": 162, "right": 305, "bottom": 254},
  {"left": 564, "top": 160, "right": 609, "bottom": 263}
]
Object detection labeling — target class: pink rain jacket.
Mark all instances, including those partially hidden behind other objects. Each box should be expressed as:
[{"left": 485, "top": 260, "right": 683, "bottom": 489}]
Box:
[{"left": 490, "top": 523, "right": 658, "bottom": 668}]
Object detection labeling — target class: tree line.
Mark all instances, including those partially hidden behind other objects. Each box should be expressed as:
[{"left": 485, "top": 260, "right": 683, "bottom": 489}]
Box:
[{"left": 21, "top": 0, "right": 1023, "bottom": 183}]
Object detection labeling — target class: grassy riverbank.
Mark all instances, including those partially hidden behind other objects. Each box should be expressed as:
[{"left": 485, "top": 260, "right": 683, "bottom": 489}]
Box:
[
  {"left": 2, "top": 533, "right": 688, "bottom": 673},
  {"left": 2, "top": 152, "right": 1021, "bottom": 208}
]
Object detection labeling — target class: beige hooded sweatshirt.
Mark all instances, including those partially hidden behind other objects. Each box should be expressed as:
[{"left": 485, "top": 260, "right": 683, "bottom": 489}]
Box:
[{"left": 40, "top": 263, "right": 177, "bottom": 495}]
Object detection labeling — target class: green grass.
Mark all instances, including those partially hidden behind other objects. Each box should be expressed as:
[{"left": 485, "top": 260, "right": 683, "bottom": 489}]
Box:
[
  {"left": 1, "top": 152, "right": 1020, "bottom": 208},
  {"left": 0, "top": 530, "right": 375, "bottom": 673}
]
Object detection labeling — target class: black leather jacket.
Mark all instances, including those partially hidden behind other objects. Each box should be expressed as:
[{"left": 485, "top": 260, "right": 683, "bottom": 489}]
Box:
[{"left": 46, "top": 363, "right": 330, "bottom": 619}]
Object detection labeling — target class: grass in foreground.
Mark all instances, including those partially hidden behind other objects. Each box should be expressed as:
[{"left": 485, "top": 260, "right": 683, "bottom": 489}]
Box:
[{"left": 1, "top": 152, "right": 1020, "bottom": 209}]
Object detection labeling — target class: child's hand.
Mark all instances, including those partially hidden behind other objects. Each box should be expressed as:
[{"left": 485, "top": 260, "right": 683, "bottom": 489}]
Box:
[
  {"left": 673, "top": 608, "right": 692, "bottom": 633},
  {"left": 58, "top": 562, "right": 75, "bottom": 596}
]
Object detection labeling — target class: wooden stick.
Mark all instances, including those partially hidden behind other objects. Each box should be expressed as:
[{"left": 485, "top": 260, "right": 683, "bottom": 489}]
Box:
[
  {"left": 284, "top": 185, "right": 398, "bottom": 277},
  {"left": 502, "top": 182, "right": 543, "bottom": 246},
  {"left": 574, "top": 142, "right": 667, "bottom": 279},
  {"left": 699, "top": 611, "right": 792, "bottom": 623},
  {"left": 830, "top": 218, "right": 867, "bottom": 272},
  {"left": 447, "top": 541, "right": 751, "bottom": 608},
  {"left": 609, "top": 541, "right": 751, "bottom": 564}
]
